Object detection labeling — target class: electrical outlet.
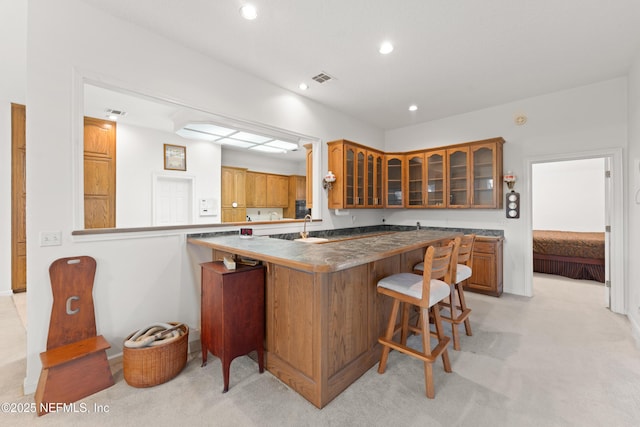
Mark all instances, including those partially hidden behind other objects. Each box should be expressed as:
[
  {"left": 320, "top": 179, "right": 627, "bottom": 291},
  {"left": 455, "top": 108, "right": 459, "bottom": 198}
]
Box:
[{"left": 40, "top": 231, "right": 62, "bottom": 247}]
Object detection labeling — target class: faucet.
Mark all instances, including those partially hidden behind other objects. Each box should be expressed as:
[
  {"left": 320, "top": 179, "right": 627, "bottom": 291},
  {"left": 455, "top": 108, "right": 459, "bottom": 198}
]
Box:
[
  {"left": 300, "top": 214, "right": 312, "bottom": 239},
  {"left": 269, "top": 211, "right": 279, "bottom": 221}
]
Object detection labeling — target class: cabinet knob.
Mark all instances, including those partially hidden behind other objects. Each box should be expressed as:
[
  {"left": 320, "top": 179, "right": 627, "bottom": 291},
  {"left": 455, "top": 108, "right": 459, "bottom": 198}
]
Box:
[{"left": 232, "top": 202, "right": 238, "bottom": 208}]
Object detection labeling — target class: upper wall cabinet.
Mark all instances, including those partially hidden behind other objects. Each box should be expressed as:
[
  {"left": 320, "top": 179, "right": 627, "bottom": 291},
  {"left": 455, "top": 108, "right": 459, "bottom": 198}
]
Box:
[
  {"left": 447, "top": 145, "right": 470, "bottom": 207},
  {"left": 366, "top": 150, "right": 384, "bottom": 207},
  {"left": 327, "top": 140, "right": 384, "bottom": 209},
  {"left": 327, "top": 137, "right": 504, "bottom": 210},
  {"left": 384, "top": 154, "right": 405, "bottom": 208},
  {"left": 470, "top": 142, "right": 503, "bottom": 208},
  {"left": 405, "top": 149, "right": 447, "bottom": 208},
  {"left": 446, "top": 140, "right": 505, "bottom": 208}
]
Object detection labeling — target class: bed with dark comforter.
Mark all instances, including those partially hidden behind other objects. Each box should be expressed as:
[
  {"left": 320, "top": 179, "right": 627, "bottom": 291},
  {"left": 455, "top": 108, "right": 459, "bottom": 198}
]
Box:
[{"left": 532, "top": 230, "right": 605, "bottom": 283}]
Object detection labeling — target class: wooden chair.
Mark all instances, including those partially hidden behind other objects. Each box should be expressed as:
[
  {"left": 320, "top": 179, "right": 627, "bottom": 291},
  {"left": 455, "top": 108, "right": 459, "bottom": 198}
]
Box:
[
  {"left": 414, "top": 234, "right": 475, "bottom": 350},
  {"left": 376, "top": 241, "right": 456, "bottom": 398},
  {"left": 35, "top": 256, "right": 114, "bottom": 416}
]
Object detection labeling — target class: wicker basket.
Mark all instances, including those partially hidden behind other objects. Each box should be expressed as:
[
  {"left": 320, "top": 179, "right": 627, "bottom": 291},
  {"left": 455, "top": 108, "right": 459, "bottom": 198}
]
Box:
[{"left": 123, "top": 322, "right": 189, "bottom": 388}]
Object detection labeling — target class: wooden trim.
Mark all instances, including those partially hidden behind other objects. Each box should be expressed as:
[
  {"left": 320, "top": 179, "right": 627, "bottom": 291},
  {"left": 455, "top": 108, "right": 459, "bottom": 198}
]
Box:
[{"left": 11, "top": 103, "right": 26, "bottom": 292}]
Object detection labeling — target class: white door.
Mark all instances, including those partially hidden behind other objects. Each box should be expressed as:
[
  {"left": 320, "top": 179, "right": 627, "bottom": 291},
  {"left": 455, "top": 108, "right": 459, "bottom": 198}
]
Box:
[{"left": 154, "top": 176, "right": 193, "bottom": 225}]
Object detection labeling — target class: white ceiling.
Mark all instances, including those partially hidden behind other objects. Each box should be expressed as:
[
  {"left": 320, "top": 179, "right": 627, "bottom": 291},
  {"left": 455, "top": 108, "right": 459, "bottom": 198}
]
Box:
[{"left": 79, "top": 0, "right": 640, "bottom": 130}]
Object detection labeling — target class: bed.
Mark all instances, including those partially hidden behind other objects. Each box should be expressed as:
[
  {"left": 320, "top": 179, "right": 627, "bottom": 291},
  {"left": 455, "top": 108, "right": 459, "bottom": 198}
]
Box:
[{"left": 532, "top": 230, "right": 605, "bottom": 283}]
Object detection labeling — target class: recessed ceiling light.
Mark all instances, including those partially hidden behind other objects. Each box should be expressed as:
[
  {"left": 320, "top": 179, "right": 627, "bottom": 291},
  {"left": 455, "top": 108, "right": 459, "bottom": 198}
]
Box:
[
  {"left": 299, "top": 83, "right": 309, "bottom": 90},
  {"left": 379, "top": 41, "right": 394, "bottom": 54},
  {"left": 408, "top": 105, "right": 418, "bottom": 112},
  {"left": 239, "top": 4, "right": 257, "bottom": 20}
]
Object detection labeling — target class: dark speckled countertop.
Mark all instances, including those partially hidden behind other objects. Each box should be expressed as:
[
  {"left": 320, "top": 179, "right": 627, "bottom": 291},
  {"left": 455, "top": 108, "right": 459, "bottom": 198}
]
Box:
[{"left": 188, "top": 229, "right": 461, "bottom": 273}]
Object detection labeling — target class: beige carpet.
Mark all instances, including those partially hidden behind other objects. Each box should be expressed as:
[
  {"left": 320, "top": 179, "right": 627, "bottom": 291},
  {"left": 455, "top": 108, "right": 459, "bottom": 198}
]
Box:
[{"left": 1, "top": 274, "right": 639, "bottom": 426}]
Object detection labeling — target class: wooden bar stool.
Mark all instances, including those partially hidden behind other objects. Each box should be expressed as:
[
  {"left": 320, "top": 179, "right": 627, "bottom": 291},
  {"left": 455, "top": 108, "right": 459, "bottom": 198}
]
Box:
[
  {"left": 376, "top": 241, "right": 456, "bottom": 398},
  {"left": 414, "top": 234, "right": 475, "bottom": 350}
]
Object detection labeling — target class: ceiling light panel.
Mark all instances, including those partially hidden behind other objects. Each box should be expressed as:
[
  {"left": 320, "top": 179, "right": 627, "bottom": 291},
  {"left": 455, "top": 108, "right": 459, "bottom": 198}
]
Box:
[
  {"left": 265, "top": 140, "right": 299, "bottom": 150},
  {"left": 175, "top": 128, "right": 221, "bottom": 142},
  {"left": 185, "top": 123, "right": 236, "bottom": 136},
  {"left": 249, "top": 145, "right": 286, "bottom": 153},
  {"left": 232, "top": 131, "right": 272, "bottom": 143},
  {"left": 217, "top": 138, "right": 256, "bottom": 148}
]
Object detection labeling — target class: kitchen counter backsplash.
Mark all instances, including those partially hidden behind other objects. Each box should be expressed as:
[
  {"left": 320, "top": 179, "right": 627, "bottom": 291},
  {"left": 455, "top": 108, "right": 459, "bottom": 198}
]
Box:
[{"left": 189, "top": 225, "right": 503, "bottom": 240}]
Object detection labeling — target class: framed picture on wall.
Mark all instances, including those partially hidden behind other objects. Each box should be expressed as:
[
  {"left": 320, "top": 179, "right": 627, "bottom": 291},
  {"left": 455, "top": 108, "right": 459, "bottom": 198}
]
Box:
[{"left": 164, "top": 144, "right": 186, "bottom": 171}]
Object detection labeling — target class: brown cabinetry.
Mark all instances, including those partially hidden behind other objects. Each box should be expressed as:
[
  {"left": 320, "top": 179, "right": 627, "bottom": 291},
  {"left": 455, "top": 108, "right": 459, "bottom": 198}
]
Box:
[
  {"left": 384, "top": 154, "right": 405, "bottom": 207},
  {"left": 447, "top": 146, "right": 470, "bottom": 207},
  {"left": 328, "top": 137, "right": 504, "bottom": 210},
  {"left": 266, "top": 174, "right": 289, "bottom": 207},
  {"left": 200, "top": 261, "right": 265, "bottom": 392},
  {"left": 470, "top": 142, "right": 503, "bottom": 208},
  {"left": 366, "top": 150, "right": 384, "bottom": 207},
  {"left": 245, "top": 172, "right": 290, "bottom": 209},
  {"left": 327, "top": 140, "right": 381, "bottom": 209},
  {"left": 425, "top": 149, "right": 447, "bottom": 207},
  {"left": 466, "top": 236, "right": 504, "bottom": 297},
  {"left": 221, "top": 167, "right": 247, "bottom": 222},
  {"left": 246, "top": 171, "right": 267, "bottom": 207},
  {"left": 284, "top": 175, "right": 306, "bottom": 218}
]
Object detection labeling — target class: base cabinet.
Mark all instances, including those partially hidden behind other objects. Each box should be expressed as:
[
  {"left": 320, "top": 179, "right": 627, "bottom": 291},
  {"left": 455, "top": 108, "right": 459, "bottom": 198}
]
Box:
[
  {"left": 466, "top": 236, "right": 504, "bottom": 297},
  {"left": 200, "top": 261, "right": 265, "bottom": 392}
]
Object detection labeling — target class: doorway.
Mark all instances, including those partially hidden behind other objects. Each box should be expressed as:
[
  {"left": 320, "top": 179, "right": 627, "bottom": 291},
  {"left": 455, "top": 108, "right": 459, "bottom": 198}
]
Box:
[
  {"left": 11, "top": 103, "right": 26, "bottom": 293},
  {"left": 524, "top": 149, "right": 624, "bottom": 314}
]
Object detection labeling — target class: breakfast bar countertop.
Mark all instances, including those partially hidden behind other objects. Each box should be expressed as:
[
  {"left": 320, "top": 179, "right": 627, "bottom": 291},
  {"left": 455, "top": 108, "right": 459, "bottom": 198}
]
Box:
[{"left": 187, "top": 229, "right": 460, "bottom": 273}]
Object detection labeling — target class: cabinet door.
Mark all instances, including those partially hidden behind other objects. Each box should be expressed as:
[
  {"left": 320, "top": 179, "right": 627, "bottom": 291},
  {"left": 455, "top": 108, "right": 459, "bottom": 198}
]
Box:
[
  {"left": 374, "top": 153, "right": 383, "bottom": 208},
  {"left": 405, "top": 153, "right": 425, "bottom": 207},
  {"left": 221, "top": 167, "right": 246, "bottom": 208},
  {"left": 345, "top": 145, "right": 356, "bottom": 207},
  {"left": 355, "top": 148, "right": 365, "bottom": 207},
  {"left": 266, "top": 175, "right": 289, "bottom": 207},
  {"left": 221, "top": 207, "right": 246, "bottom": 222},
  {"left": 465, "top": 238, "right": 503, "bottom": 297},
  {"left": 471, "top": 143, "right": 500, "bottom": 208},
  {"left": 425, "top": 150, "right": 446, "bottom": 208},
  {"left": 327, "top": 142, "right": 343, "bottom": 209},
  {"left": 246, "top": 172, "right": 267, "bottom": 207},
  {"left": 447, "top": 147, "right": 469, "bottom": 207},
  {"left": 384, "top": 154, "right": 404, "bottom": 207},
  {"left": 366, "top": 151, "right": 383, "bottom": 207}
]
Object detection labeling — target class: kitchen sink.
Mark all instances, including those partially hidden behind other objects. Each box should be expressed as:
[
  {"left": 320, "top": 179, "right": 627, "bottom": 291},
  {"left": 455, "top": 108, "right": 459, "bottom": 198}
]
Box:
[{"left": 293, "top": 237, "right": 329, "bottom": 243}]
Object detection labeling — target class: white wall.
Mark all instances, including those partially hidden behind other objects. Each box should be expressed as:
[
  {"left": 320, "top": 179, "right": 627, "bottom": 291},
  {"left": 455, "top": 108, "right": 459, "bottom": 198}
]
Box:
[
  {"left": 115, "top": 123, "right": 221, "bottom": 227},
  {"left": 628, "top": 52, "right": 640, "bottom": 342},
  {"left": 385, "top": 78, "right": 628, "bottom": 297},
  {"left": 532, "top": 158, "right": 605, "bottom": 232},
  {"left": 24, "top": 0, "right": 385, "bottom": 394},
  {"left": 0, "top": 0, "right": 27, "bottom": 295}
]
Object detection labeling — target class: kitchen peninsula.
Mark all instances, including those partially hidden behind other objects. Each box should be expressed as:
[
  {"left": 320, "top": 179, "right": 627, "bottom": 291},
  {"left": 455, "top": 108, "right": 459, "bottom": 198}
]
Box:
[{"left": 188, "top": 229, "right": 460, "bottom": 408}]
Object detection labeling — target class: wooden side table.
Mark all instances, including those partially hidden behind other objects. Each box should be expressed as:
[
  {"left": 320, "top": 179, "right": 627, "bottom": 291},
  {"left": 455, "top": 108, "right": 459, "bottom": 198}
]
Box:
[{"left": 200, "top": 261, "right": 265, "bottom": 392}]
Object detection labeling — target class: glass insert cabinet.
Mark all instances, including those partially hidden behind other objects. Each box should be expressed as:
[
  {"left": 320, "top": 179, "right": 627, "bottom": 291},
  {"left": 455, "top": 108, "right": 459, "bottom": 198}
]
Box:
[{"left": 327, "top": 137, "right": 504, "bottom": 209}]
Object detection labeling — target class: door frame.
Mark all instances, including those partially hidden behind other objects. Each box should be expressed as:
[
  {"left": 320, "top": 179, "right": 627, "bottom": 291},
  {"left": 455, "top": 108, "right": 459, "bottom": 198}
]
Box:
[{"left": 523, "top": 148, "right": 625, "bottom": 314}]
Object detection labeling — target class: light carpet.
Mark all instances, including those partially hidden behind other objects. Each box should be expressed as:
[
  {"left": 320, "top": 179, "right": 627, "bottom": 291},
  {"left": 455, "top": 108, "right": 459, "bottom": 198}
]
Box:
[{"left": 1, "top": 273, "right": 639, "bottom": 426}]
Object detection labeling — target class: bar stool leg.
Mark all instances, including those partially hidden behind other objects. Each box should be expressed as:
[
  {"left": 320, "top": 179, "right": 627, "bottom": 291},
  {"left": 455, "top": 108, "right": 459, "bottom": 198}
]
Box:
[
  {"left": 419, "top": 307, "right": 435, "bottom": 398},
  {"left": 378, "top": 299, "right": 400, "bottom": 374},
  {"left": 432, "top": 304, "right": 451, "bottom": 373},
  {"left": 457, "top": 282, "right": 473, "bottom": 336}
]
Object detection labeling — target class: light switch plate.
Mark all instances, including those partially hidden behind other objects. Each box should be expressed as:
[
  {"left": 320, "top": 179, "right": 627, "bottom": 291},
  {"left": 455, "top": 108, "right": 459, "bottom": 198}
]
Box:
[{"left": 40, "top": 231, "right": 62, "bottom": 246}]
